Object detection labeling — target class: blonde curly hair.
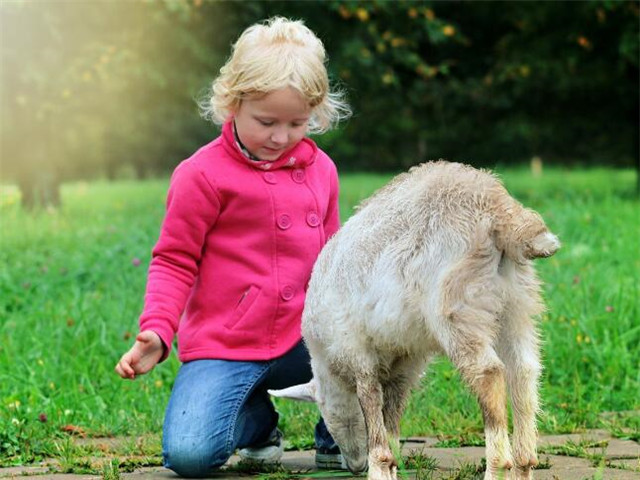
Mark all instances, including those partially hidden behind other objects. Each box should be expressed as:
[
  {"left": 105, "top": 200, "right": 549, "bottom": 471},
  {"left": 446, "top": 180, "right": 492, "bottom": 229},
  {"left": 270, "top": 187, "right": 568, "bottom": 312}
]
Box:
[{"left": 200, "top": 17, "right": 350, "bottom": 134}]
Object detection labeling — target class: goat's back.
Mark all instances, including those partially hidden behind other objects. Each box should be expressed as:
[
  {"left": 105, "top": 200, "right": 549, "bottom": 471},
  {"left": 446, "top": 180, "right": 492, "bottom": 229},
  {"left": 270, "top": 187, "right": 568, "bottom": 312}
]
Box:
[{"left": 303, "top": 161, "right": 558, "bottom": 361}]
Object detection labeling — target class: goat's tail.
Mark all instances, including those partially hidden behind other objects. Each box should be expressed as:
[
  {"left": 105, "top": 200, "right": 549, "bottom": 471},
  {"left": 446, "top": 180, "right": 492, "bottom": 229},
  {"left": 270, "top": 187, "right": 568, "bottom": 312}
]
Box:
[
  {"left": 524, "top": 229, "right": 561, "bottom": 259},
  {"left": 493, "top": 194, "right": 560, "bottom": 262}
]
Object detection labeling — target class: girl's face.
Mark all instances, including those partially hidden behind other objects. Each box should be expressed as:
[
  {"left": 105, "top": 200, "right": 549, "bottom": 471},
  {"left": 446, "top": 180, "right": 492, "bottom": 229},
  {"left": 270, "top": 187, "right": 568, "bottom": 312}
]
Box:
[{"left": 233, "top": 87, "right": 311, "bottom": 162}]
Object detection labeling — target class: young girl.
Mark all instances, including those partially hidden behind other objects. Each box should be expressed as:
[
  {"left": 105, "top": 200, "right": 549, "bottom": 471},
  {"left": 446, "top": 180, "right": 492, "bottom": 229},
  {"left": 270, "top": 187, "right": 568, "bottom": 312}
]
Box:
[{"left": 115, "top": 17, "right": 350, "bottom": 478}]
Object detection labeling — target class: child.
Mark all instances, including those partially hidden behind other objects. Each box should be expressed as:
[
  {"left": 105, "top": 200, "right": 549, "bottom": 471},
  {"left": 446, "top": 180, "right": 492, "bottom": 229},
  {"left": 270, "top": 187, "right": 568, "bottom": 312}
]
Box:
[{"left": 115, "top": 17, "right": 350, "bottom": 478}]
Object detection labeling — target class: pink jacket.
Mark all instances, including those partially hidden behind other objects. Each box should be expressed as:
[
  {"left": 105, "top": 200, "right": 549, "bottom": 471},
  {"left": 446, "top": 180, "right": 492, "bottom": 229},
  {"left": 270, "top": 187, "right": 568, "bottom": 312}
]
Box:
[{"left": 139, "top": 121, "right": 340, "bottom": 362}]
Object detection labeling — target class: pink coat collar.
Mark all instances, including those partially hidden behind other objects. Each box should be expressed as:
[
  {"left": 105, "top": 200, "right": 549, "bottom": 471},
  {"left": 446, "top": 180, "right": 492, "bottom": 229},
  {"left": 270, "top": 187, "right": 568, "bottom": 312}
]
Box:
[{"left": 221, "top": 121, "right": 317, "bottom": 171}]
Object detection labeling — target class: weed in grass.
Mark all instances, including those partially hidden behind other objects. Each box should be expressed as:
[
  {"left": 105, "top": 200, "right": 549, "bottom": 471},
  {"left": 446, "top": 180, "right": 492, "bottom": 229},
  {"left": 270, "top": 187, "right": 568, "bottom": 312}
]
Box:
[
  {"left": 57, "top": 458, "right": 95, "bottom": 475},
  {"left": 403, "top": 449, "right": 439, "bottom": 479},
  {"left": 434, "top": 433, "right": 485, "bottom": 448},
  {"left": 601, "top": 411, "right": 640, "bottom": 442},
  {"left": 606, "top": 457, "right": 640, "bottom": 472},
  {"left": 391, "top": 440, "right": 442, "bottom": 480},
  {"left": 444, "top": 458, "right": 485, "bottom": 479},
  {"left": 118, "top": 456, "right": 164, "bottom": 471},
  {"left": 539, "top": 439, "right": 609, "bottom": 466},
  {"left": 226, "top": 459, "right": 288, "bottom": 475},
  {"left": 580, "top": 463, "right": 605, "bottom": 480},
  {"left": 536, "top": 456, "right": 552, "bottom": 470},
  {"left": 115, "top": 434, "right": 162, "bottom": 457},
  {"left": 612, "top": 430, "right": 640, "bottom": 442},
  {"left": 256, "top": 472, "right": 300, "bottom": 480},
  {"left": 292, "top": 471, "right": 355, "bottom": 478},
  {"left": 101, "top": 459, "right": 121, "bottom": 480},
  {"left": 0, "top": 404, "right": 61, "bottom": 466},
  {"left": 228, "top": 460, "right": 356, "bottom": 479},
  {"left": 53, "top": 437, "right": 84, "bottom": 473}
]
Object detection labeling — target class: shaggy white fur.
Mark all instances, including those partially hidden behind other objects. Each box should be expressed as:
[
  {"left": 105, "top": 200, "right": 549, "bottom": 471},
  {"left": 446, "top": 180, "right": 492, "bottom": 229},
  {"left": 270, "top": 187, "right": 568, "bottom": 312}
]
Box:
[{"left": 271, "top": 161, "right": 560, "bottom": 480}]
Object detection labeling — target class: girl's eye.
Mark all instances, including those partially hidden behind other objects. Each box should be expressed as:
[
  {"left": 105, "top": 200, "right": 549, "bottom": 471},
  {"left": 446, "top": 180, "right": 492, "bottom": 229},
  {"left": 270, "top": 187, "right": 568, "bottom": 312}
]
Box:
[{"left": 258, "top": 119, "right": 273, "bottom": 126}]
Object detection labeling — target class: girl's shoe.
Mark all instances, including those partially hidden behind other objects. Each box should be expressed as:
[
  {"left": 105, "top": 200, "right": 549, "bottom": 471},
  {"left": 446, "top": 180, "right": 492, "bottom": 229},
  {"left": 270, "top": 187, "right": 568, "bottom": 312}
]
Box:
[
  {"left": 315, "top": 445, "right": 346, "bottom": 469},
  {"left": 238, "top": 428, "right": 284, "bottom": 463}
]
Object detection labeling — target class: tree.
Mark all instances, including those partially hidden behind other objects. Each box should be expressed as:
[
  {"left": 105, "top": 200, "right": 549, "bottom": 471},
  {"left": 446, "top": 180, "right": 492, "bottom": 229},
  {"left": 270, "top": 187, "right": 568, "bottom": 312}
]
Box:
[
  {"left": 223, "top": 0, "right": 638, "bottom": 170},
  {"left": 0, "top": 1, "right": 231, "bottom": 208},
  {"left": 2, "top": 0, "right": 637, "bottom": 208}
]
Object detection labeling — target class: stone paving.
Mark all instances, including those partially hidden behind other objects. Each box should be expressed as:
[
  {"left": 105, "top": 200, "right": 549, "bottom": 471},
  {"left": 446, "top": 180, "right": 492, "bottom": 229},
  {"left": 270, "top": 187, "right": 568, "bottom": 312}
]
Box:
[{"left": 1, "top": 430, "right": 638, "bottom": 479}]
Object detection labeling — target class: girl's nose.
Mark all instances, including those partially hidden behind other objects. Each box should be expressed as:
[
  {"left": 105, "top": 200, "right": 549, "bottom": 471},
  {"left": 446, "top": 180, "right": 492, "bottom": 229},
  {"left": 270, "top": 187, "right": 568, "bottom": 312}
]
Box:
[{"left": 270, "top": 127, "right": 288, "bottom": 144}]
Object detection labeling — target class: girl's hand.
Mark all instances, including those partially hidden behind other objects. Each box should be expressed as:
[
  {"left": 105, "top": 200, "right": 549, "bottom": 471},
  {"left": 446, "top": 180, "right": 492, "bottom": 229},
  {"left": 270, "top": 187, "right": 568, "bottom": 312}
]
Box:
[{"left": 115, "top": 330, "right": 164, "bottom": 379}]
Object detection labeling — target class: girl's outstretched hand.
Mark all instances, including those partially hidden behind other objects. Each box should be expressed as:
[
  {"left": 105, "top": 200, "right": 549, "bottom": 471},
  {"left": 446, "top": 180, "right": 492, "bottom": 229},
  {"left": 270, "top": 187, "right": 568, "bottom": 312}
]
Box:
[{"left": 115, "top": 330, "right": 164, "bottom": 379}]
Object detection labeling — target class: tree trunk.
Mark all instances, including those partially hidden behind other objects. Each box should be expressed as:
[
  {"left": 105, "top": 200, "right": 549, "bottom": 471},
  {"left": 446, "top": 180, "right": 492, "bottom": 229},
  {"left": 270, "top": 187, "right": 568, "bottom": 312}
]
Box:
[
  {"left": 18, "top": 171, "right": 61, "bottom": 210},
  {"left": 636, "top": 157, "right": 640, "bottom": 198},
  {"left": 635, "top": 133, "right": 639, "bottom": 198},
  {"left": 134, "top": 161, "right": 147, "bottom": 180}
]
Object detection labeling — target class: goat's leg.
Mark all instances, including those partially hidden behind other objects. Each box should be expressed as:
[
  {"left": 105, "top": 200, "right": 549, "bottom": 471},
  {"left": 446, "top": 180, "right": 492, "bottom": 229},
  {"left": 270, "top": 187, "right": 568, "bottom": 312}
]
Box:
[
  {"left": 381, "top": 358, "right": 425, "bottom": 452},
  {"left": 450, "top": 345, "right": 513, "bottom": 480},
  {"left": 437, "top": 244, "right": 514, "bottom": 478},
  {"left": 356, "top": 374, "right": 397, "bottom": 480},
  {"left": 312, "top": 360, "right": 368, "bottom": 473},
  {"left": 497, "top": 321, "right": 541, "bottom": 480}
]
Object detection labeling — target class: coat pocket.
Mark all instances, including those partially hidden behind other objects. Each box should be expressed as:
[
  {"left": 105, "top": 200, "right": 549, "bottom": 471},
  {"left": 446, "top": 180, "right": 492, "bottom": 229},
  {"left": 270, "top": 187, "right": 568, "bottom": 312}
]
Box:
[{"left": 224, "top": 285, "right": 261, "bottom": 330}]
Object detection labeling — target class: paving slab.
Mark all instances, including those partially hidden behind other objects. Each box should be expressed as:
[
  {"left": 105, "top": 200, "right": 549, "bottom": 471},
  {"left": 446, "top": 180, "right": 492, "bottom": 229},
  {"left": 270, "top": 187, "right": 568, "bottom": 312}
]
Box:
[
  {"left": 605, "top": 439, "right": 640, "bottom": 459},
  {"left": 536, "top": 429, "right": 612, "bottom": 447},
  {"left": 2, "top": 431, "right": 639, "bottom": 479}
]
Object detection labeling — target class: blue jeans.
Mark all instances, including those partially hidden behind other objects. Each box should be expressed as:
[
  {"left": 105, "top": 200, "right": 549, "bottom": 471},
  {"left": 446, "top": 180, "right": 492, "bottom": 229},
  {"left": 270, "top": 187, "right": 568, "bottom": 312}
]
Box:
[{"left": 162, "top": 341, "right": 336, "bottom": 478}]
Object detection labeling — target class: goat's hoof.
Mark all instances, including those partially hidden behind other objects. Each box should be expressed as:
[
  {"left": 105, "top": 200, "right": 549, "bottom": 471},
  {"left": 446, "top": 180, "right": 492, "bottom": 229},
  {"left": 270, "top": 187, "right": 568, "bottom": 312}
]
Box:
[
  {"left": 514, "top": 457, "right": 538, "bottom": 479},
  {"left": 367, "top": 456, "right": 398, "bottom": 480},
  {"left": 513, "top": 455, "right": 538, "bottom": 479},
  {"left": 484, "top": 458, "right": 515, "bottom": 480},
  {"left": 346, "top": 458, "right": 368, "bottom": 474},
  {"left": 514, "top": 454, "right": 538, "bottom": 468},
  {"left": 490, "top": 458, "right": 513, "bottom": 470}
]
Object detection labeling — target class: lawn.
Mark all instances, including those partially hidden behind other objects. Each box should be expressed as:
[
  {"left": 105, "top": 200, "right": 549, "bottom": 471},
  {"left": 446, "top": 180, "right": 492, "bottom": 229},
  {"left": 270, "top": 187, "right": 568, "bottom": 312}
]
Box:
[{"left": 0, "top": 166, "right": 638, "bottom": 467}]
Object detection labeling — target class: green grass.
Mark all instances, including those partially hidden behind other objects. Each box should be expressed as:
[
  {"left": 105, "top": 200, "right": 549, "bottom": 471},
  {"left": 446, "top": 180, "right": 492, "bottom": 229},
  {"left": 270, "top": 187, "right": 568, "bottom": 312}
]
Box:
[{"left": 0, "top": 167, "right": 638, "bottom": 468}]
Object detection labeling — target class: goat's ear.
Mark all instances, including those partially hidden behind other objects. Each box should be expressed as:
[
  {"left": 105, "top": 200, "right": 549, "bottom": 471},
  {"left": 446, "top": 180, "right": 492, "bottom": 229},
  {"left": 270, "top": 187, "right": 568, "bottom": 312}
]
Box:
[{"left": 268, "top": 381, "right": 317, "bottom": 403}]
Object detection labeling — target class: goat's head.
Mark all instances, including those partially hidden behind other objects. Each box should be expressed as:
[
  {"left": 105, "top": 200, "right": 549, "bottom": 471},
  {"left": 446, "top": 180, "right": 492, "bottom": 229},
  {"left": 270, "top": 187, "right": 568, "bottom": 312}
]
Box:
[{"left": 269, "top": 380, "right": 368, "bottom": 474}]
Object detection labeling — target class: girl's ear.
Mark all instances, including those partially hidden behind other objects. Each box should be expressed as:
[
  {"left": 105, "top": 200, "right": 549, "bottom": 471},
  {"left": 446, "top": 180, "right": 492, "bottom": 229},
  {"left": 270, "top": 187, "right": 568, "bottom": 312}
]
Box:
[{"left": 229, "top": 98, "right": 244, "bottom": 118}]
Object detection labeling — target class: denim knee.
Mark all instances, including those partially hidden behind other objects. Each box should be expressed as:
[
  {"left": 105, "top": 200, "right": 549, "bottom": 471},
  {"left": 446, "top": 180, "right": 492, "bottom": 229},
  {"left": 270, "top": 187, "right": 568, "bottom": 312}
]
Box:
[{"left": 163, "top": 436, "right": 233, "bottom": 478}]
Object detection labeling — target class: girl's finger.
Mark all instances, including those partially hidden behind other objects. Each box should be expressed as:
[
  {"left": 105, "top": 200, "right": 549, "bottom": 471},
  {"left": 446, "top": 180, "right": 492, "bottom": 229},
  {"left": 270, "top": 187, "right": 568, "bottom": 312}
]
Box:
[{"left": 117, "top": 358, "right": 135, "bottom": 379}]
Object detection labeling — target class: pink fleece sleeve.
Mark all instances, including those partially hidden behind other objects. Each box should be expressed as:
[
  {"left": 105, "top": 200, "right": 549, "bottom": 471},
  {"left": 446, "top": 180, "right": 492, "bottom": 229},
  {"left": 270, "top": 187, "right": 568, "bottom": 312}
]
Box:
[
  {"left": 139, "top": 161, "right": 220, "bottom": 360},
  {"left": 323, "top": 163, "right": 341, "bottom": 239}
]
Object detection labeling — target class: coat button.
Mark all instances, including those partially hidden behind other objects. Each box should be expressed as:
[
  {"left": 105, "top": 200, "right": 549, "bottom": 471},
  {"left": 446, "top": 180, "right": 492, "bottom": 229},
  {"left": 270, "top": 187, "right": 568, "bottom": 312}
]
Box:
[
  {"left": 281, "top": 285, "right": 295, "bottom": 301},
  {"left": 263, "top": 172, "right": 277, "bottom": 184},
  {"left": 292, "top": 169, "right": 305, "bottom": 183},
  {"left": 277, "top": 214, "right": 292, "bottom": 230},
  {"left": 306, "top": 211, "right": 320, "bottom": 227}
]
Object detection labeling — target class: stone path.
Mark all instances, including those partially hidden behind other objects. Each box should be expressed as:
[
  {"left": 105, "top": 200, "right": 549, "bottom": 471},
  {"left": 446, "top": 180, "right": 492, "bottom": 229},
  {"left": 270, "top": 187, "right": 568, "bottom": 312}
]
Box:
[{"left": 1, "top": 430, "right": 638, "bottom": 479}]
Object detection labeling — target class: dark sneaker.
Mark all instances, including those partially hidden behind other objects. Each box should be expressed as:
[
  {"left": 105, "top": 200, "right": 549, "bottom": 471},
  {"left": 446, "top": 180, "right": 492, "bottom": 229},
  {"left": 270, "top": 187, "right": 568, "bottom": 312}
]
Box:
[
  {"left": 315, "top": 445, "right": 347, "bottom": 469},
  {"left": 238, "top": 428, "right": 284, "bottom": 463}
]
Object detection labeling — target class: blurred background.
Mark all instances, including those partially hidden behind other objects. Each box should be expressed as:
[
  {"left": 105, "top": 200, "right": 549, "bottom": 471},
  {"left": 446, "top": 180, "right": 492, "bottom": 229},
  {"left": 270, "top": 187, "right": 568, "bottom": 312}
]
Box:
[{"left": 1, "top": 0, "right": 638, "bottom": 208}]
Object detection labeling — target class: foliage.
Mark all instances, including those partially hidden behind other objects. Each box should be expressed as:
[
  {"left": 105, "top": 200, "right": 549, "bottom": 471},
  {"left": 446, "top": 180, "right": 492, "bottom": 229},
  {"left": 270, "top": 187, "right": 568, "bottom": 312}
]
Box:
[
  {"left": 311, "top": 1, "right": 639, "bottom": 169},
  {"left": 1, "top": 1, "right": 638, "bottom": 200},
  {"left": 1, "top": 1, "right": 229, "bottom": 205}
]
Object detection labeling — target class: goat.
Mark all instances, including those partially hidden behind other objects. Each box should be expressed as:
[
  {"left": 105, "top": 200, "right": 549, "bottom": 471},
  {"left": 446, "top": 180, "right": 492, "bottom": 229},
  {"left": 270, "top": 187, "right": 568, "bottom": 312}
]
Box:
[{"left": 271, "top": 161, "right": 560, "bottom": 480}]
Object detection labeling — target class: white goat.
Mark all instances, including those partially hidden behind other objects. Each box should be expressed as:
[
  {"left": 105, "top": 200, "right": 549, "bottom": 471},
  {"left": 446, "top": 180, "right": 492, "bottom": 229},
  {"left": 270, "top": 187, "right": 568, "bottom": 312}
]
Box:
[{"left": 272, "top": 161, "right": 560, "bottom": 480}]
